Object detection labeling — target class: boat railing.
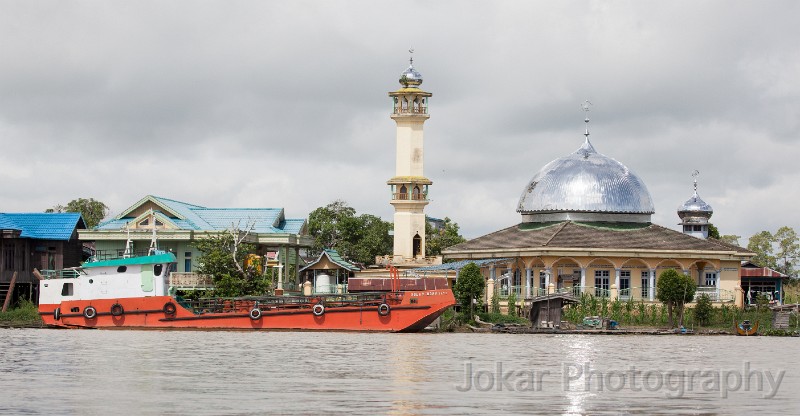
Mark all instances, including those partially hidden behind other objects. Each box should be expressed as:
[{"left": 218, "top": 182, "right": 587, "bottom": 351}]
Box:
[
  {"left": 180, "top": 292, "right": 401, "bottom": 315},
  {"left": 312, "top": 284, "right": 348, "bottom": 294},
  {"left": 39, "top": 269, "right": 82, "bottom": 279}
]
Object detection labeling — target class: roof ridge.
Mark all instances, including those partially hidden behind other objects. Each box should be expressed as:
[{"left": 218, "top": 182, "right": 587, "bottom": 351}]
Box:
[{"left": 543, "top": 221, "right": 570, "bottom": 246}]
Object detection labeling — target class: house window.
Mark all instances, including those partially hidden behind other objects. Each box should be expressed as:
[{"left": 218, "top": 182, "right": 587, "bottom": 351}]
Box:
[
  {"left": 184, "top": 252, "right": 192, "bottom": 272},
  {"left": 641, "top": 271, "right": 650, "bottom": 298},
  {"left": 3, "top": 247, "right": 15, "bottom": 271},
  {"left": 139, "top": 219, "right": 149, "bottom": 227},
  {"left": 155, "top": 219, "right": 163, "bottom": 227},
  {"left": 705, "top": 272, "right": 717, "bottom": 287},
  {"left": 594, "top": 270, "right": 610, "bottom": 297},
  {"left": 539, "top": 271, "right": 546, "bottom": 289},
  {"left": 620, "top": 270, "right": 630, "bottom": 290}
]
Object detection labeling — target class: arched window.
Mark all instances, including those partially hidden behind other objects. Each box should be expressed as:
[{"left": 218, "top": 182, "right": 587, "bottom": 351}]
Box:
[
  {"left": 399, "top": 185, "right": 408, "bottom": 200},
  {"left": 412, "top": 186, "right": 421, "bottom": 200},
  {"left": 413, "top": 233, "right": 422, "bottom": 257}
]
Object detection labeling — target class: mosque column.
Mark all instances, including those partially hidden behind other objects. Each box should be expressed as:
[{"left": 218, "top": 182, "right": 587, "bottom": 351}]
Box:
[
  {"left": 544, "top": 267, "right": 552, "bottom": 294},
  {"left": 715, "top": 269, "right": 721, "bottom": 299},
  {"left": 489, "top": 264, "right": 496, "bottom": 297},
  {"left": 580, "top": 267, "right": 587, "bottom": 294},
  {"left": 507, "top": 265, "right": 515, "bottom": 296},
  {"left": 649, "top": 268, "right": 656, "bottom": 301},
  {"left": 525, "top": 267, "right": 532, "bottom": 298},
  {"left": 698, "top": 265, "right": 706, "bottom": 286}
]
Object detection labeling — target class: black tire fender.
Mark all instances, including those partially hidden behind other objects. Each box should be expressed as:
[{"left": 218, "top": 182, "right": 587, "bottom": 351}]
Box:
[
  {"left": 53, "top": 307, "right": 61, "bottom": 321},
  {"left": 163, "top": 302, "right": 177, "bottom": 316},
  {"left": 312, "top": 304, "right": 325, "bottom": 316},
  {"left": 249, "top": 308, "right": 262, "bottom": 320},
  {"left": 110, "top": 303, "right": 124, "bottom": 317},
  {"left": 83, "top": 306, "right": 97, "bottom": 319},
  {"left": 378, "top": 303, "right": 391, "bottom": 317}
]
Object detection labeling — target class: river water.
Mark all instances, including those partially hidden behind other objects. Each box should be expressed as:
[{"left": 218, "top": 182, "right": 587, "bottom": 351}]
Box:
[{"left": 1, "top": 329, "right": 798, "bottom": 415}]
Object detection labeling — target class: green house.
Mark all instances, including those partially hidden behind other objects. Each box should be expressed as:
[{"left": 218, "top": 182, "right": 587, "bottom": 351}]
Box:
[{"left": 79, "top": 195, "right": 312, "bottom": 288}]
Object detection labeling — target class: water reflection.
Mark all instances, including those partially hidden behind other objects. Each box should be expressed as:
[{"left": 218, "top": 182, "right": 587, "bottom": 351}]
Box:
[{"left": 1, "top": 329, "right": 798, "bottom": 415}]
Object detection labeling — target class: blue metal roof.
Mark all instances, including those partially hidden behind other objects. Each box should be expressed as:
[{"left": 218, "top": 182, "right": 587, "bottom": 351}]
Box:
[
  {"left": 95, "top": 195, "right": 304, "bottom": 235},
  {"left": 0, "top": 213, "right": 85, "bottom": 241}
]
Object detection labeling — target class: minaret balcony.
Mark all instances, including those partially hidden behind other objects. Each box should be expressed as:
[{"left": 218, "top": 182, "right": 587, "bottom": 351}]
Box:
[
  {"left": 391, "top": 192, "right": 428, "bottom": 202},
  {"left": 392, "top": 106, "right": 428, "bottom": 115}
]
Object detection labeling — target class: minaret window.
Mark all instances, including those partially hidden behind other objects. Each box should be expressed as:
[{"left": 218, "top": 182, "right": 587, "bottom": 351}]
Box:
[
  {"left": 413, "top": 234, "right": 422, "bottom": 257},
  {"left": 399, "top": 185, "right": 408, "bottom": 199},
  {"left": 412, "top": 186, "right": 421, "bottom": 200}
]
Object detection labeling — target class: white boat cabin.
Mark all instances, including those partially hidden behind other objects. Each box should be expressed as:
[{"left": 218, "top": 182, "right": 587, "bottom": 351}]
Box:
[{"left": 39, "top": 253, "right": 177, "bottom": 304}]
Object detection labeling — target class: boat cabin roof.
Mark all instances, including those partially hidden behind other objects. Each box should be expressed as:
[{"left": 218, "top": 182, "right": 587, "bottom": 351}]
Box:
[{"left": 82, "top": 253, "right": 177, "bottom": 269}]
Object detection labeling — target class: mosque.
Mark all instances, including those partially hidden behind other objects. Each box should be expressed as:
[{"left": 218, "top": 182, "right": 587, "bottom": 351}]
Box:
[
  {"left": 377, "top": 56, "right": 752, "bottom": 308},
  {"left": 440, "top": 104, "right": 753, "bottom": 307}
]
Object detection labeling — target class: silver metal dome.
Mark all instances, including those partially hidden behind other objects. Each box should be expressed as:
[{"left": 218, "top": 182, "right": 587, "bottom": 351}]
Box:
[
  {"left": 517, "top": 138, "right": 655, "bottom": 223},
  {"left": 399, "top": 65, "right": 423, "bottom": 88},
  {"left": 678, "top": 191, "right": 713, "bottom": 219}
]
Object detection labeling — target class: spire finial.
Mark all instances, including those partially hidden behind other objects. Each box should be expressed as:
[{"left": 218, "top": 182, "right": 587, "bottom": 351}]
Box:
[
  {"left": 581, "top": 100, "right": 592, "bottom": 140},
  {"left": 692, "top": 170, "right": 700, "bottom": 192},
  {"left": 409, "top": 47, "right": 414, "bottom": 66}
]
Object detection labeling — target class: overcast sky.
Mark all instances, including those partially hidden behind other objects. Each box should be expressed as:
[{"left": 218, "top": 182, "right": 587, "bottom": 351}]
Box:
[{"left": 1, "top": 1, "right": 798, "bottom": 243}]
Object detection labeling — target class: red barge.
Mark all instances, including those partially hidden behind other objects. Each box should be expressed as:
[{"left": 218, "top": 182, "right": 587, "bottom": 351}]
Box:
[{"left": 38, "top": 252, "right": 455, "bottom": 332}]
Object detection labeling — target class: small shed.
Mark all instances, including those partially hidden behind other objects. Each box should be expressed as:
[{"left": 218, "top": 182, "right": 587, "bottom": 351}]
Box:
[
  {"left": 299, "top": 249, "right": 360, "bottom": 294},
  {"left": 528, "top": 293, "right": 578, "bottom": 329}
]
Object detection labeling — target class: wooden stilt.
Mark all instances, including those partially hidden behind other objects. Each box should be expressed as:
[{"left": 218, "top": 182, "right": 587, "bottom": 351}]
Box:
[{"left": 2, "top": 271, "right": 18, "bottom": 312}]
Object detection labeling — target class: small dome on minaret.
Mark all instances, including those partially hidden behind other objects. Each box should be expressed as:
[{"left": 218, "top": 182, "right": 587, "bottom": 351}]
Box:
[
  {"left": 399, "top": 51, "right": 423, "bottom": 88},
  {"left": 678, "top": 171, "right": 713, "bottom": 238}
]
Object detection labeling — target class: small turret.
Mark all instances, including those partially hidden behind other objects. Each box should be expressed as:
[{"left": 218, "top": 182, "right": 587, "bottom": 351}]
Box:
[{"left": 678, "top": 170, "right": 714, "bottom": 239}]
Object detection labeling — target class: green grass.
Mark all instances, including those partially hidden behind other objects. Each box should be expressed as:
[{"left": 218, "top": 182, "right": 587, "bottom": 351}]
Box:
[
  {"left": 0, "top": 300, "right": 43, "bottom": 326},
  {"left": 477, "top": 311, "right": 530, "bottom": 325}
]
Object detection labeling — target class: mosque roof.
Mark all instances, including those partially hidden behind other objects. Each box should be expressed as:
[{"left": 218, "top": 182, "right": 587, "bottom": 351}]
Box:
[
  {"left": 517, "top": 138, "right": 654, "bottom": 217},
  {"left": 444, "top": 221, "right": 753, "bottom": 255}
]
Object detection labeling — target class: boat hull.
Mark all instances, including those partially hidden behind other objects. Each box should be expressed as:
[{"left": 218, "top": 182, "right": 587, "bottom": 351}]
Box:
[{"left": 38, "top": 290, "right": 455, "bottom": 332}]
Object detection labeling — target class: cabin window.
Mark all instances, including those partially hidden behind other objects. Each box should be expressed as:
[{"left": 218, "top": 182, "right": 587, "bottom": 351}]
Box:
[
  {"left": 117, "top": 266, "right": 127, "bottom": 273},
  {"left": 154, "top": 264, "right": 163, "bottom": 276},
  {"left": 61, "top": 283, "right": 74, "bottom": 296}
]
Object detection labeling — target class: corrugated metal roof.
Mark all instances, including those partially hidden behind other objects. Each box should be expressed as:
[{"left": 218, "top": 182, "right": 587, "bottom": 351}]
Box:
[
  {"left": 0, "top": 213, "right": 85, "bottom": 240},
  {"left": 96, "top": 195, "right": 304, "bottom": 235}
]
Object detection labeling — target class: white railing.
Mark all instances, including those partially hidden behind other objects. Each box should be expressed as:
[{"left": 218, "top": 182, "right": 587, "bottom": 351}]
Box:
[{"left": 169, "top": 272, "right": 215, "bottom": 289}]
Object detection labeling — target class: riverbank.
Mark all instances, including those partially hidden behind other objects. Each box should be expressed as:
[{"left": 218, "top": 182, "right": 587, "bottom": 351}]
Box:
[{"left": 0, "top": 300, "right": 44, "bottom": 328}]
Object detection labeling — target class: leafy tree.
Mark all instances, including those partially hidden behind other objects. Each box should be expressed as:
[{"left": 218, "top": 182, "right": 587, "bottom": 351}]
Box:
[
  {"left": 708, "top": 224, "right": 720, "bottom": 239},
  {"left": 194, "top": 233, "right": 269, "bottom": 297},
  {"left": 507, "top": 292, "right": 517, "bottom": 317},
  {"left": 656, "top": 269, "right": 697, "bottom": 328},
  {"left": 453, "top": 263, "right": 485, "bottom": 320},
  {"left": 693, "top": 294, "right": 714, "bottom": 326},
  {"left": 718, "top": 234, "right": 742, "bottom": 246},
  {"left": 774, "top": 226, "right": 799, "bottom": 276},
  {"left": 490, "top": 291, "right": 500, "bottom": 314},
  {"left": 46, "top": 198, "right": 109, "bottom": 228},
  {"left": 747, "top": 231, "right": 777, "bottom": 270},
  {"left": 307, "top": 201, "right": 392, "bottom": 265},
  {"left": 426, "top": 217, "right": 467, "bottom": 256}
]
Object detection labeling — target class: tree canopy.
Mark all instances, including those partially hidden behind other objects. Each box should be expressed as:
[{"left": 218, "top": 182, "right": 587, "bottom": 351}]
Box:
[
  {"left": 656, "top": 269, "right": 696, "bottom": 328},
  {"left": 747, "top": 226, "right": 799, "bottom": 276},
  {"left": 194, "top": 233, "right": 269, "bottom": 297},
  {"left": 46, "top": 198, "right": 109, "bottom": 228},
  {"left": 426, "top": 217, "right": 466, "bottom": 256},
  {"left": 307, "top": 200, "right": 392, "bottom": 265},
  {"left": 453, "top": 262, "right": 485, "bottom": 320}
]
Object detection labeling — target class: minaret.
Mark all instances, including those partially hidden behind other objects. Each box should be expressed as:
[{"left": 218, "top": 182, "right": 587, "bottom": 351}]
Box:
[
  {"left": 388, "top": 52, "right": 432, "bottom": 261},
  {"left": 678, "top": 170, "right": 714, "bottom": 239}
]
